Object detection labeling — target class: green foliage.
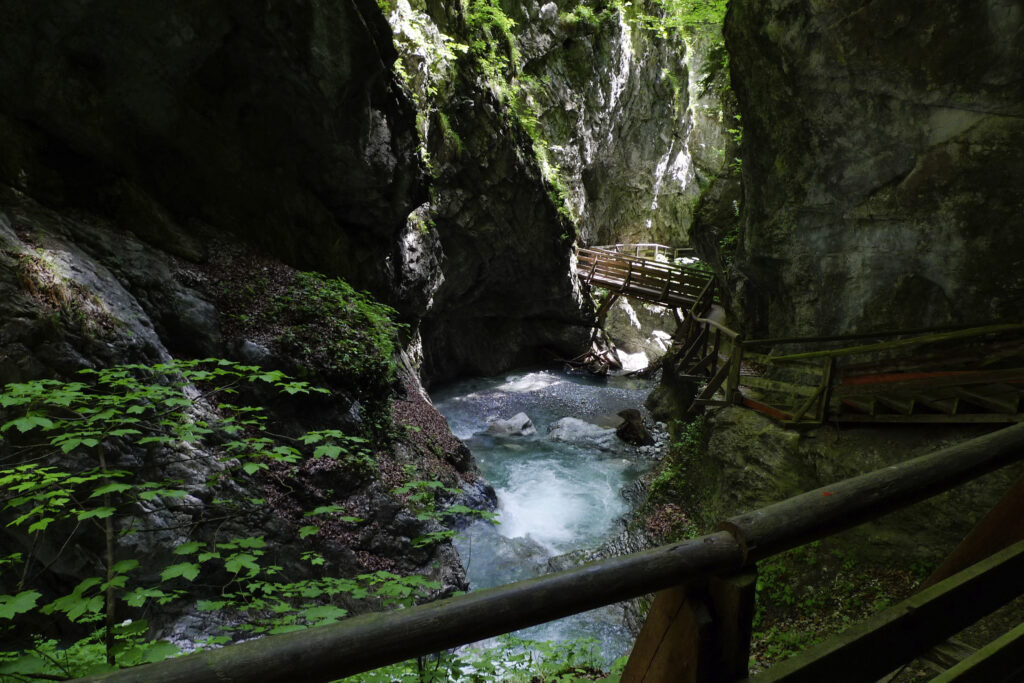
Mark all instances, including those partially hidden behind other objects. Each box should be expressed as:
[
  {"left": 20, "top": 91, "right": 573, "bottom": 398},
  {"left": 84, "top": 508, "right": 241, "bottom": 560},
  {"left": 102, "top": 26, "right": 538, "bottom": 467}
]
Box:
[
  {"left": 464, "top": 0, "right": 520, "bottom": 85},
  {"left": 393, "top": 474, "right": 498, "bottom": 548},
  {"left": 648, "top": 416, "right": 706, "bottom": 504},
  {"left": 271, "top": 272, "right": 403, "bottom": 392},
  {"left": 0, "top": 360, "right": 446, "bottom": 679},
  {"left": 629, "top": 0, "right": 727, "bottom": 37},
  {"left": 341, "top": 635, "right": 625, "bottom": 682}
]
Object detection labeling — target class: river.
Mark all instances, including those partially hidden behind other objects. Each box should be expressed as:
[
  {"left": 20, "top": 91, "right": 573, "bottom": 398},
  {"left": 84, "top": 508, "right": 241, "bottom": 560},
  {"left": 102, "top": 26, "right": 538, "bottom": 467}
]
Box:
[{"left": 432, "top": 368, "right": 662, "bottom": 665}]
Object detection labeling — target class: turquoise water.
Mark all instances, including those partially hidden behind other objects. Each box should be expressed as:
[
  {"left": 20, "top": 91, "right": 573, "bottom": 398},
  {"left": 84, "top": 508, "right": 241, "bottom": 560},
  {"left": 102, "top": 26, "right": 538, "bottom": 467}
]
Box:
[{"left": 432, "top": 369, "right": 656, "bottom": 664}]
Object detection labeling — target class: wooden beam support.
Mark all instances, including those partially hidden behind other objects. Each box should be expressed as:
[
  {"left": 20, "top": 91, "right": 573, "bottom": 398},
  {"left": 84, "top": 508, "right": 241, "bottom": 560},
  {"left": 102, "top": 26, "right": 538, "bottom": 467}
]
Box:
[
  {"left": 621, "top": 587, "right": 714, "bottom": 683},
  {"left": 921, "top": 470, "right": 1024, "bottom": 590},
  {"left": 708, "top": 569, "right": 757, "bottom": 679}
]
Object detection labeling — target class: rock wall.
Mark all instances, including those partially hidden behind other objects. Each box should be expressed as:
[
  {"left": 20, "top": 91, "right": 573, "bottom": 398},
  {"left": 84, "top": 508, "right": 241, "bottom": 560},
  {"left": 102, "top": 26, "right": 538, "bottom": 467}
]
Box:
[
  {"left": 726, "top": 0, "right": 1024, "bottom": 337},
  {"left": 514, "top": 3, "right": 736, "bottom": 247},
  {"left": 691, "top": 407, "right": 1024, "bottom": 567},
  {"left": 0, "top": 0, "right": 424, "bottom": 291},
  {"left": 0, "top": 0, "right": 595, "bottom": 387},
  {"left": 0, "top": 190, "right": 478, "bottom": 639}
]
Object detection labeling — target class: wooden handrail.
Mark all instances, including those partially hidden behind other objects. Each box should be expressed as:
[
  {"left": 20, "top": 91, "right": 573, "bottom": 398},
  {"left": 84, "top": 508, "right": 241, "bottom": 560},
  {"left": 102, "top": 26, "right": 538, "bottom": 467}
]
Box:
[
  {"left": 77, "top": 424, "right": 1024, "bottom": 683},
  {"left": 721, "top": 422, "right": 1024, "bottom": 563},
  {"left": 766, "top": 323, "right": 1024, "bottom": 362}
]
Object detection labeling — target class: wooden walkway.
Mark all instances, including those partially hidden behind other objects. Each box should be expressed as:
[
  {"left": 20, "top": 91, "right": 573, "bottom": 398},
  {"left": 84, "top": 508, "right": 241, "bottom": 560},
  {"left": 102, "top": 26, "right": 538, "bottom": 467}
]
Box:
[
  {"left": 576, "top": 245, "right": 711, "bottom": 309},
  {"left": 673, "top": 280, "right": 1024, "bottom": 425},
  {"left": 573, "top": 246, "right": 1024, "bottom": 426}
]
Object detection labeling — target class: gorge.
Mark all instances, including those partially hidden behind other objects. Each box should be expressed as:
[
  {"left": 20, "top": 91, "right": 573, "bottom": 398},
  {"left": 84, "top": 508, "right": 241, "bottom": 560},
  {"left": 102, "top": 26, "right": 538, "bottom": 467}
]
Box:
[{"left": 1, "top": 0, "right": 1022, "bottom": 680}]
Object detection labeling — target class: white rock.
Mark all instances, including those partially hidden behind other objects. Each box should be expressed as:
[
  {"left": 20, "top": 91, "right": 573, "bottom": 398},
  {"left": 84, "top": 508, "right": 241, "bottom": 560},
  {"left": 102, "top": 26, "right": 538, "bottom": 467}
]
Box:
[
  {"left": 486, "top": 412, "right": 537, "bottom": 436},
  {"left": 547, "top": 417, "right": 617, "bottom": 451}
]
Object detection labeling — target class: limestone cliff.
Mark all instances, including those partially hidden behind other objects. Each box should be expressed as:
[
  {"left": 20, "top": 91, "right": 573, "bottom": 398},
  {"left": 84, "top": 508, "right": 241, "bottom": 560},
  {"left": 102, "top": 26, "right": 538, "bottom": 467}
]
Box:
[{"left": 725, "top": 0, "right": 1024, "bottom": 337}]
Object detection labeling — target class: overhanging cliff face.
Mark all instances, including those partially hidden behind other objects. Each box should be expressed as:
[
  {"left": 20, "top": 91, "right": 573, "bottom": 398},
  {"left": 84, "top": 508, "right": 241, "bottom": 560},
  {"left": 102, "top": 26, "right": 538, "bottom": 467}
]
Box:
[
  {"left": 0, "top": 0, "right": 425, "bottom": 292},
  {"left": 0, "top": 0, "right": 596, "bottom": 384},
  {"left": 726, "top": 0, "right": 1024, "bottom": 338}
]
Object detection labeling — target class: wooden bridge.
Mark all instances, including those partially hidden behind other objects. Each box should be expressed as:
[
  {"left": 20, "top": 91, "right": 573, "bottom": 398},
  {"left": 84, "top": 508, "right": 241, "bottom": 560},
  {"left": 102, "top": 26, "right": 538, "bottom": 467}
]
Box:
[
  {"left": 576, "top": 244, "right": 711, "bottom": 309},
  {"left": 574, "top": 244, "right": 1024, "bottom": 426}
]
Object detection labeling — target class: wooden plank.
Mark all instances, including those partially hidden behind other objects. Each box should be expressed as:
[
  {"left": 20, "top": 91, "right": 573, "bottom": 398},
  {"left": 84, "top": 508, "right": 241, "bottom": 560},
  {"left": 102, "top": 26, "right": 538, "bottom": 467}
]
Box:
[
  {"left": 81, "top": 534, "right": 745, "bottom": 683},
  {"left": 840, "top": 397, "right": 876, "bottom": 415},
  {"left": 917, "top": 392, "right": 960, "bottom": 415},
  {"left": 953, "top": 387, "right": 1019, "bottom": 414},
  {"left": 930, "top": 621, "right": 1024, "bottom": 683},
  {"left": 748, "top": 540, "right": 1024, "bottom": 682},
  {"left": 621, "top": 587, "right": 714, "bottom": 683},
  {"left": 726, "top": 341, "right": 744, "bottom": 404},
  {"left": 741, "top": 397, "right": 794, "bottom": 421},
  {"left": 719, "top": 423, "right": 1024, "bottom": 563},
  {"left": 789, "top": 384, "right": 825, "bottom": 422},
  {"left": 836, "top": 369, "right": 1024, "bottom": 395},
  {"left": 876, "top": 393, "right": 915, "bottom": 415}
]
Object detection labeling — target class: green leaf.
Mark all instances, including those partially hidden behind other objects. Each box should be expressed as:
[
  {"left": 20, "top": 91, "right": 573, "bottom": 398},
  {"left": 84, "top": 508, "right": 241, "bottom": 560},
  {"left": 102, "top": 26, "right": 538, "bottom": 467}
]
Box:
[
  {"left": 27, "top": 517, "right": 55, "bottom": 533},
  {"left": 302, "top": 604, "right": 348, "bottom": 623},
  {"left": 89, "top": 482, "right": 132, "bottom": 498},
  {"left": 242, "top": 462, "right": 263, "bottom": 475},
  {"left": 173, "top": 541, "right": 202, "bottom": 555},
  {"left": 0, "top": 590, "right": 41, "bottom": 619},
  {"left": 196, "top": 599, "right": 227, "bottom": 611},
  {"left": 224, "top": 553, "right": 260, "bottom": 576},
  {"left": 160, "top": 562, "right": 200, "bottom": 582},
  {"left": 305, "top": 504, "right": 345, "bottom": 517},
  {"left": 139, "top": 641, "right": 180, "bottom": 664},
  {"left": 2, "top": 415, "right": 55, "bottom": 433},
  {"left": 77, "top": 507, "right": 117, "bottom": 521},
  {"left": 313, "top": 444, "right": 342, "bottom": 459},
  {"left": 298, "top": 525, "right": 319, "bottom": 539},
  {"left": 123, "top": 586, "right": 167, "bottom": 607},
  {"left": 111, "top": 559, "right": 140, "bottom": 574}
]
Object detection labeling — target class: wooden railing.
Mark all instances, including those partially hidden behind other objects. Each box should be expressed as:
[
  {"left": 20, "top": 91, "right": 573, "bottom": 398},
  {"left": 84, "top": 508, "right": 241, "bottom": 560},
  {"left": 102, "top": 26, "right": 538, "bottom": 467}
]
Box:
[
  {"left": 600, "top": 243, "right": 697, "bottom": 261},
  {"left": 672, "top": 282, "right": 1024, "bottom": 425},
  {"left": 79, "top": 424, "right": 1024, "bottom": 683},
  {"left": 576, "top": 246, "right": 712, "bottom": 309}
]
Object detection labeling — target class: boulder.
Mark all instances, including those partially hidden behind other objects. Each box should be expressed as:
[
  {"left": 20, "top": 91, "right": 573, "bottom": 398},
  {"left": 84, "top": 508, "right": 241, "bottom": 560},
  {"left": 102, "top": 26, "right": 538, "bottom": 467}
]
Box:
[
  {"left": 616, "top": 408, "right": 654, "bottom": 446},
  {"left": 547, "top": 417, "right": 617, "bottom": 451},
  {"left": 485, "top": 412, "right": 537, "bottom": 437}
]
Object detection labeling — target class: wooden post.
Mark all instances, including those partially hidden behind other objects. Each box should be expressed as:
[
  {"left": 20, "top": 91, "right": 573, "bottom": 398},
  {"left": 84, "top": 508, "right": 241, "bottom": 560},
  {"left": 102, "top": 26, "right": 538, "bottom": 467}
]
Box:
[
  {"left": 708, "top": 568, "right": 758, "bottom": 679},
  {"left": 621, "top": 586, "right": 714, "bottom": 683},
  {"left": 622, "top": 569, "right": 756, "bottom": 683},
  {"left": 815, "top": 357, "right": 836, "bottom": 423},
  {"left": 726, "top": 337, "right": 744, "bottom": 404}
]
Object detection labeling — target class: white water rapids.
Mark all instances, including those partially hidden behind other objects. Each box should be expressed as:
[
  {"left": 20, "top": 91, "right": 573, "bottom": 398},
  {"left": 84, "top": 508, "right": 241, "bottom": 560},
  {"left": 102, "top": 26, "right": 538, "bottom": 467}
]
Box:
[{"left": 432, "top": 369, "right": 659, "bottom": 664}]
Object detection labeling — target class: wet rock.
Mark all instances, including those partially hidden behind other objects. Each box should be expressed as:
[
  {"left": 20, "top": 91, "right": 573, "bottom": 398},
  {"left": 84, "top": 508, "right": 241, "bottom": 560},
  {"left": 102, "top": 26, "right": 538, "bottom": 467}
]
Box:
[
  {"left": 486, "top": 412, "right": 537, "bottom": 437},
  {"left": 0, "top": 0, "right": 425, "bottom": 290},
  {"left": 547, "top": 416, "right": 617, "bottom": 451},
  {"left": 726, "top": 0, "right": 1024, "bottom": 336},
  {"left": 616, "top": 408, "right": 654, "bottom": 446}
]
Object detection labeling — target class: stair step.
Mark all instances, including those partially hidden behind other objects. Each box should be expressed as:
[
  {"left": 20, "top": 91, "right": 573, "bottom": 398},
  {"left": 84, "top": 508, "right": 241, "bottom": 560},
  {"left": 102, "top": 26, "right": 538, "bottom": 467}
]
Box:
[
  {"left": 953, "top": 387, "right": 1020, "bottom": 414},
  {"left": 876, "top": 393, "right": 915, "bottom": 415},
  {"left": 841, "top": 397, "right": 877, "bottom": 415},
  {"left": 915, "top": 392, "right": 960, "bottom": 415}
]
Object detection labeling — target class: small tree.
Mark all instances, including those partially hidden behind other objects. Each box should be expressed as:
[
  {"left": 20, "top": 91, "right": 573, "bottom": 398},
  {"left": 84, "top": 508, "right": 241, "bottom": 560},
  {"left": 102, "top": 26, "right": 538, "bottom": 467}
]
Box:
[{"left": 0, "top": 359, "right": 441, "bottom": 679}]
